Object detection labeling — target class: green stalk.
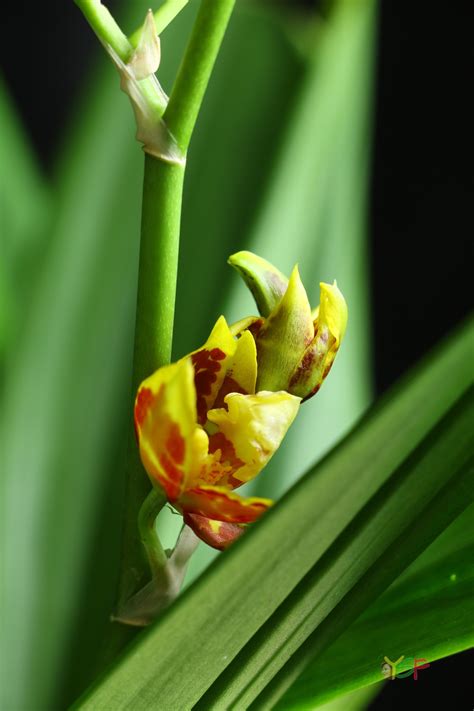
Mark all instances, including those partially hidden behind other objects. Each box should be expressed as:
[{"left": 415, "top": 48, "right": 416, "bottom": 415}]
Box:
[
  {"left": 114, "top": 158, "right": 185, "bottom": 615},
  {"left": 75, "top": 0, "right": 132, "bottom": 60},
  {"left": 117, "top": 0, "right": 237, "bottom": 611},
  {"left": 138, "top": 487, "right": 169, "bottom": 580},
  {"left": 76, "top": 0, "right": 237, "bottom": 654},
  {"left": 133, "top": 158, "right": 185, "bottom": 384},
  {"left": 164, "top": 0, "right": 237, "bottom": 152}
]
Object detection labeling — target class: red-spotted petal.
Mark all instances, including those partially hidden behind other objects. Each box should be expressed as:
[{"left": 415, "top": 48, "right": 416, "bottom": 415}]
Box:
[
  {"left": 183, "top": 513, "right": 245, "bottom": 550},
  {"left": 186, "top": 316, "right": 237, "bottom": 425},
  {"left": 212, "top": 330, "right": 257, "bottom": 408},
  {"left": 134, "top": 359, "right": 196, "bottom": 500},
  {"left": 179, "top": 485, "right": 272, "bottom": 523}
]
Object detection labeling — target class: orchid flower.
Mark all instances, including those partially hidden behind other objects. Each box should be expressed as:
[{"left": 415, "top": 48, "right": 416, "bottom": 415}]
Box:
[
  {"left": 135, "top": 317, "right": 300, "bottom": 550},
  {"left": 134, "top": 252, "right": 348, "bottom": 551}
]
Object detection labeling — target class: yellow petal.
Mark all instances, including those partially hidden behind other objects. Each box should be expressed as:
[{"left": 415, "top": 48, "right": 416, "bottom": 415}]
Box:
[
  {"left": 134, "top": 359, "right": 196, "bottom": 500},
  {"left": 319, "top": 280, "right": 348, "bottom": 347},
  {"left": 179, "top": 485, "right": 273, "bottom": 523},
  {"left": 186, "top": 315, "right": 237, "bottom": 425},
  {"left": 206, "top": 390, "right": 300, "bottom": 488},
  {"left": 289, "top": 281, "right": 348, "bottom": 400},
  {"left": 212, "top": 330, "right": 258, "bottom": 409}
]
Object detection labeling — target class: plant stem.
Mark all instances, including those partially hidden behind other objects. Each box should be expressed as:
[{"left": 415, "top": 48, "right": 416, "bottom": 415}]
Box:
[
  {"left": 163, "top": 0, "right": 237, "bottom": 152},
  {"left": 74, "top": 0, "right": 132, "bottom": 61},
  {"left": 117, "top": 156, "right": 185, "bottom": 609},
  {"left": 134, "top": 156, "right": 185, "bottom": 382},
  {"left": 74, "top": 0, "right": 236, "bottom": 671},
  {"left": 138, "top": 488, "right": 168, "bottom": 579},
  {"left": 129, "top": 0, "right": 190, "bottom": 45},
  {"left": 116, "top": 0, "right": 236, "bottom": 611}
]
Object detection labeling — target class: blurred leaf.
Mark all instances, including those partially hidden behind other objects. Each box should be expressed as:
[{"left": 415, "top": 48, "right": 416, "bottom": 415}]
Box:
[
  {"left": 278, "top": 501, "right": 474, "bottom": 708},
  {"left": 0, "top": 75, "right": 50, "bottom": 356},
  {"left": 73, "top": 322, "right": 473, "bottom": 710},
  {"left": 314, "top": 685, "right": 380, "bottom": 711}
]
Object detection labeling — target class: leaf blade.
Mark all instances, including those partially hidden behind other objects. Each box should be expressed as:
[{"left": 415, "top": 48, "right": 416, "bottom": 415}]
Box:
[{"left": 278, "top": 502, "right": 474, "bottom": 708}]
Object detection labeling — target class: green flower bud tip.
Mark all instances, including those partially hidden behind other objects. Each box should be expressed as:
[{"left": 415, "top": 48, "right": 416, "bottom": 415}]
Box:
[
  {"left": 228, "top": 251, "right": 289, "bottom": 317},
  {"left": 255, "top": 266, "right": 314, "bottom": 392}
]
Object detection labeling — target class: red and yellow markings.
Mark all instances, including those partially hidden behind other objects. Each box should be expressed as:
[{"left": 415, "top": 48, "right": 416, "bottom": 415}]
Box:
[
  {"left": 208, "top": 431, "right": 243, "bottom": 469},
  {"left": 134, "top": 387, "right": 154, "bottom": 428},
  {"left": 181, "top": 485, "right": 272, "bottom": 523},
  {"left": 165, "top": 422, "right": 185, "bottom": 465},
  {"left": 212, "top": 375, "right": 246, "bottom": 410},
  {"left": 183, "top": 512, "right": 244, "bottom": 550},
  {"left": 191, "top": 347, "right": 226, "bottom": 425}
]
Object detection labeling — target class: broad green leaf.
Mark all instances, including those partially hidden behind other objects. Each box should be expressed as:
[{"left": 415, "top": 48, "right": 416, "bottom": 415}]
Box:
[
  {"left": 314, "top": 685, "right": 380, "bottom": 711},
  {"left": 73, "top": 322, "right": 472, "bottom": 710},
  {"left": 279, "top": 502, "right": 474, "bottom": 708}
]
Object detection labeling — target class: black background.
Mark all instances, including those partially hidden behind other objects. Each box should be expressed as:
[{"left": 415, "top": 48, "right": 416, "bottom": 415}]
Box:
[{"left": 1, "top": 1, "right": 472, "bottom": 709}]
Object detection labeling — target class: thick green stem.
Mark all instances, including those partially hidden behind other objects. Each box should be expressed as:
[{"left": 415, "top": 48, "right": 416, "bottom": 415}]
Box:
[
  {"left": 74, "top": 0, "right": 236, "bottom": 669},
  {"left": 117, "top": 156, "right": 185, "bottom": 609},
  {"left": 164, "top": 0, "right": 237, "bottom": 153},
  {"left": 116, "top": 0, "right": 237, "bottom": 606},
  {"left": 134, "top": 156, "right": 185, "bottom": 382}
]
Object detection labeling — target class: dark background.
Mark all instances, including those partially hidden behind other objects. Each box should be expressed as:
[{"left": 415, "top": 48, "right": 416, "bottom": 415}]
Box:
[{"left": 1, "top": 1, "right": 472, "bottom": 709}]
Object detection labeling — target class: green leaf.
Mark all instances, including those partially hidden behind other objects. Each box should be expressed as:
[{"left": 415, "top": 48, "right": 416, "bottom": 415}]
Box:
[
  {"left": 73, "top": 322, "right": 473, "bottom": 710},
  {"left": 0, "top": 75, "right": 50, "bottom": 355},
  {"left": 314, "top": 685, "right": 380, "bottom": 711},
  {"left": 279, "top": 501, "right": 474, "bottom": 708}
]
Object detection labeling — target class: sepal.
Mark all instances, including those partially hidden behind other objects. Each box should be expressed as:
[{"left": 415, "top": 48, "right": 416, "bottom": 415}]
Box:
[
  {"left": 228, "top": 251, "right": 289, "bottom": 317},
  {"left": 289, "top": 281, "right": 348, "bottom": 400},
  {"left": 255, "top": 266, "right": 314, "bottom": 391}
]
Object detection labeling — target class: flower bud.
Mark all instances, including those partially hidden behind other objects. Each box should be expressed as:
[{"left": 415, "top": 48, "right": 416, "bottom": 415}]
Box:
[
  {"left": 229, "top": 251, "right": 348, "bottom": 401},
  {"left": 228, "top": 251, "right": 288, "bottom": 317}
]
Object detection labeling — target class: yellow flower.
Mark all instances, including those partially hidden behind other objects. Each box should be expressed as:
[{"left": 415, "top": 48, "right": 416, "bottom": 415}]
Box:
[{"left": 135, "top": 317, "right": 300, "bottom": 550}]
